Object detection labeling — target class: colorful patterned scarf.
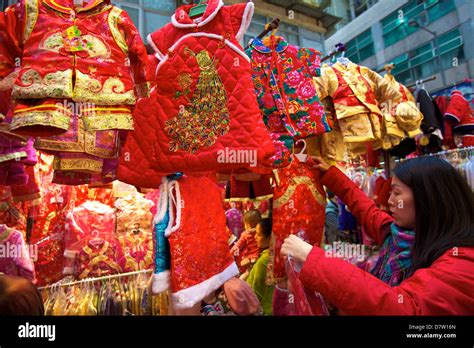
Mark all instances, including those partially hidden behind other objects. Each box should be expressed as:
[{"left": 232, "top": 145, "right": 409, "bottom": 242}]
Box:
[{"left": 370, "top": 223, "right": 415, "bottom": 286}]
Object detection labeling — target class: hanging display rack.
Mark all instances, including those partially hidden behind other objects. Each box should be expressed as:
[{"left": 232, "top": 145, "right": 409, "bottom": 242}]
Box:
[
  {"left": 38, "top": 269, "right": 153, "bottom": 291},
  {"left": 321, "top": 42, "right": 346, "bottom": 62},
  {"left": 407, "top": 75, "right": 437, "bottom": 88}
]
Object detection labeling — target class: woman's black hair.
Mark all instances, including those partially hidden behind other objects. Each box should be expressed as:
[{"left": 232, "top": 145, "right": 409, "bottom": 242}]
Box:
[
  {"left": 0, "top": 275, "right": 44, "bottom": 315},
  {"left": 393, "top": 156, "right": 474, "bottom": 272},
  {"left": 257, "top": 218, "right": 272, "bottom": 239}
]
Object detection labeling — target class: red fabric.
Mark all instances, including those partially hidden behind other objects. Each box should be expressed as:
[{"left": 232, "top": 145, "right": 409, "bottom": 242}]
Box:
[
  {"left": 374, "top": 176, "right": 386, "bottom": 208},
  {"left": 332, "top": 65, "right": 379, "bottom": 109},
  {"left": 300, "top": 166, "right": 474, "bottom": 315},
  {"left": 63, "top": 201, "right": 116, "bottom": 277},
  {"left": 0, "top": 0, "right": 148, "bottom": 136},
  {"left": 228, "top": 174, "right": 272, "bottom": 199},
  {"left": 232, "top": 229, "right": 260, "bottom": 271},
  {"left": 365, "top": 143, "right": 380, "bottom": 168},
  {"left": 435, "top": 96, "right": 455, "bottom": 149},
  {"left": 461, "top": 135, "right": 474, "bottom": 147},
  {"left": 167, "top": 174, "right": 237, "bottom": 304},
  {"left": 321, "top": 166, "right": 393, "bottom": 246},
  {"left": 445, "top": 90, "right": 474, "bottom": 135},
  {"left": 30, "top": 185, "right": 72, "bottom": 286},
  {"left": 378, "top": 177, "right": 392, "bottom": 210},
  {"left": 300, "top": 246, "right": 474, "bottom": 315},
  {"left": 10, "top": 165, "right": 40, "bottom": 203},
  {"left": 270, "top": 157, "right": 326, "bottom": 284},
  {"left": 118, "top": 0, "right": 275, "bottom": 188}
]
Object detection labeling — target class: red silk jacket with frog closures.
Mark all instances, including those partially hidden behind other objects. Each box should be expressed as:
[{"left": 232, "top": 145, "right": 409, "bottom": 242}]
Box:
[
  {"left": 117, "top": 0, "right": 276, "bottom": 187},
  {"left": 0, "top": 0, "right": 149, "bottom": 136}
]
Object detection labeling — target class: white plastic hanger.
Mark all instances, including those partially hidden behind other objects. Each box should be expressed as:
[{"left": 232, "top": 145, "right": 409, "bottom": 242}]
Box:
[
  {"left": 294, "top": 139, "right": 308, "bottom": 162},
  {"left": 337, "top": 51, "right": 350, "bottom": 66}
]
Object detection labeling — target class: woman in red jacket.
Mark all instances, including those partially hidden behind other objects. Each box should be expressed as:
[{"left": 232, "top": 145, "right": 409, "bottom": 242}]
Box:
[{"left": 281, "top": 156, "right": 474, "bottom": 315}]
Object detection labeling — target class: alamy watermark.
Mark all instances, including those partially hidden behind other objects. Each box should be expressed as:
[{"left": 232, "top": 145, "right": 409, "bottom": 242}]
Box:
[
  {"left": 217, "top": 147, "right": 257, "bottom": 168},
  {"left": 324, "top": 242, "right": 366, "bottom": 262},
  {"left": 0, "top": 242, "right": 38, "bottom": 262}
]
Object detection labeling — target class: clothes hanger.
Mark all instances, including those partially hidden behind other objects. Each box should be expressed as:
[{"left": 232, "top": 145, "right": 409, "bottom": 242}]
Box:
[
  {"left": 89, "top": 229, "right": 104, "bottom": 247},
  {"left": 263, "top": 25, "right": 279, "bottom": 46},
  {"left": 189, "top": 0, "right": 208, "bottom": 18},
  {"left": 337, "top": 51, "right": 350, "bottom": 66},
  {"left": 294, "top": 139, "right": 308, "bottom": 162}
]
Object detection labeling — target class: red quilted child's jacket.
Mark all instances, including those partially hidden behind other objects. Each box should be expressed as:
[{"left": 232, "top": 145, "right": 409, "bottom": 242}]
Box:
[
  {"left": 300, "top": 166, "right": 474, "bottom": 315},
  {"left": 118, "top": 0, "right": 275, "bottom": 188}
]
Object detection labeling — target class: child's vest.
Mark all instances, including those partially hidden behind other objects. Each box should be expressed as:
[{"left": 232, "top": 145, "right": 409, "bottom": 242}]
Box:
[{"left": 118, "top": 0, "right": 275, "bottom": 187}]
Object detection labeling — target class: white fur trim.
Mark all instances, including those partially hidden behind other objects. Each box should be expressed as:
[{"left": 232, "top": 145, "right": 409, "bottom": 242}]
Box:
[
  {"left": 155, "top": 33, "right": 250, "bottom": 76},
  {"left": 147, "top": 34, "right": 166, "bottom": 61},
  {"left": 153, "top": 177, "right": 169, "bottom": 224},
  {"left": 149, "top": 271, "right": 171, "bottom": 295},
  {"left": 236, "top": 2, "right": 254, "bottom": 42},
  {"left": 171, "top": 0, "right": 224, "bottom": 29},
  {"left": 165, "top": 180, "right": 182, "bottom": 237},
  {"left": 171, "top": 262, "right": 239, "bottom": 309}
]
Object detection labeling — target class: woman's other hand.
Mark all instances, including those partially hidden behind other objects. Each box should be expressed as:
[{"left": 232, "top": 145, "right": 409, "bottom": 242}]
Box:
[
  {"left": 311, "top": 156, "right": 331, "bottom": 172},
  {"left": 280, "top": 235, "right": 313, "bottom": 263}
]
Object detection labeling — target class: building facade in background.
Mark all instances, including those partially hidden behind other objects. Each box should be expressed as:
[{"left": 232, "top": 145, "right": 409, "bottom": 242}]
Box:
[
  {"left": 0, "top": 0, "right": 337, "bottom": 51},
  {"left": 2, "top": 0, "right": 470, "bottom": 96},
  {"left": 109, "top": 0, "right": 337, "bottom": 52},
  {"left": 325, "top": 0, "right": 473, "bottom": 96}
]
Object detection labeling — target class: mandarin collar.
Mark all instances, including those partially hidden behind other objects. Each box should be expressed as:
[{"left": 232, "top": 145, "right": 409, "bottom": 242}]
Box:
[{"left": 171, "top": 0, "right": 224, "bottom": 29}]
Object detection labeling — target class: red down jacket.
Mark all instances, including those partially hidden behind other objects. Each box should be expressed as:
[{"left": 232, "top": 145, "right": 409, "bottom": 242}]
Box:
[
  {"left": 300, "top": 166, "right": 474, "bottom": 315},
  {"left": 117, "top": 0, "right": 275, "bottom": 188}
]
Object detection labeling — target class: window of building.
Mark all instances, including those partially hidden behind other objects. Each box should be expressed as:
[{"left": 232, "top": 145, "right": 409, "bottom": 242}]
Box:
[
  {"left": 353, "top": 0, "right": 379, "bottom": 18},
  {"left": 346, "top": 29, "right": 374, "bottom": 64},
  {"left": 114, "top": 0, "right": 177, "bottom": 40},
  {"left": 381, "top": 0, "right": 455, "bottom": 48},
  {"left": 390, "top": 27, "right": 464, "bottom": 85}
]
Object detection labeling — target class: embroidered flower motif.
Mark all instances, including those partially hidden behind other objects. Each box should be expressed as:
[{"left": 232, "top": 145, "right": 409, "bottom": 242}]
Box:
[
  {"left": 287, "top": 70, "right": 303, "bottom": 87},
  {"left": 297, "top": 80, "right": 316, "bottom": 99},
  {"left": 261, "top": 92, "right": 275, "bottom": 109},
  {"left": 266, "top": 111, "right": 285, "bottom": 132}
]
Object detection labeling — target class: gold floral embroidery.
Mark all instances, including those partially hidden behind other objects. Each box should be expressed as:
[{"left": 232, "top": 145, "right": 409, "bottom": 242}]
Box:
[
  {"left": 73, "top": 71, "right": 136, "bottom": 105},
  {"left": 10, "top": 110, "right": 71, "bottom": 132},
  {"left": 12, "top": 69, "right": 74, "bottom": 99},
  {"left": 82, "top": 35, "right": 110, "bottom": 59},
  {"left": 53, "top": 157, "right": 103, "bottom": 173},
  {"left": 82, "top": 113, "right": 134, "bottom": 131},
  {"left": 24, "top": 0, "right": 38, "bottom": 42},
  {"left": 165, "top": 48, "right": 229, "bottom": 154},
  {"left": 108, "top": 7, "right": 128, "bottom": 54},
  {"left": 39, "top": 32, "right": 63, "bottom": 52},
  {"left": 174, "top": 73, "right": 192, "bottom": 99},
  {"left": 36, "top": 118, "right": 120, "bottom": 158},
  {"left": 0, "top": 152, "right": 27, "bottom": 163},
  {"left": 273, "top": 176, "right": 326, "bottom": 209},
  {"left": 40, "top": 33, "right": 110, "bottom": 58}
]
